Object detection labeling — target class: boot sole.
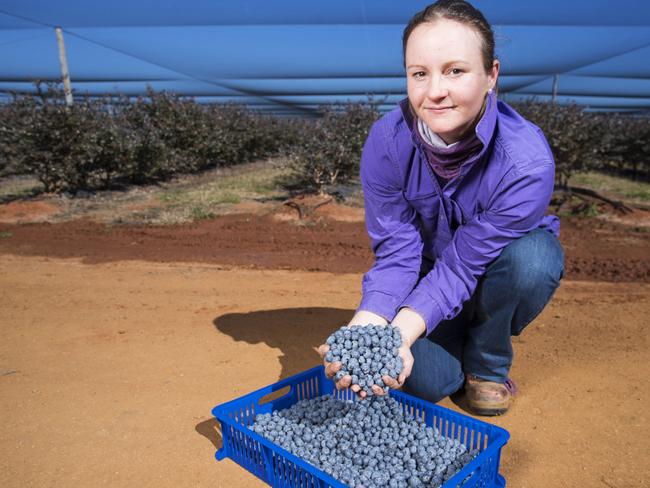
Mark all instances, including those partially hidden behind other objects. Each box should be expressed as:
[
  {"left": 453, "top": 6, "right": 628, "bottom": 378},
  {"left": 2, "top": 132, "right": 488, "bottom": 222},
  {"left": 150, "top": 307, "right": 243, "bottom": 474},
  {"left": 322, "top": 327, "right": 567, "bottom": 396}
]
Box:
[
  {"left": 466, "top": 397, "right": 512, "bottom": 416},
  {"left": 467, "top": 405, "right": 509, "bottom": 416}
]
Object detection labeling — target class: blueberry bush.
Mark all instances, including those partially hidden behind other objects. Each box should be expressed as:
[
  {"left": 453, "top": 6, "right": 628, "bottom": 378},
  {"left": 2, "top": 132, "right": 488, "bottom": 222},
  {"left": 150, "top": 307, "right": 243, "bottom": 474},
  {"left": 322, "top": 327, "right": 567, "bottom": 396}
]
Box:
[
  {"left": 511, "top": 99, "right": 650, "bottom": 187},
  {"left": 1, "top": 83, "right": 647, "bottom": 198},
  {"left": 285, "top": 103, "right": 379, "bottom": 195},
  {"left": 0, "top": 83, "right": 298, "bottom": 192}
]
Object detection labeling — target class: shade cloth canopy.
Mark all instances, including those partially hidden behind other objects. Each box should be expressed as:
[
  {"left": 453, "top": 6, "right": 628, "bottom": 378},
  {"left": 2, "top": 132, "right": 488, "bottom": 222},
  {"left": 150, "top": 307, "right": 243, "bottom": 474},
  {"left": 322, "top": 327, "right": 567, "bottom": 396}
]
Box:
[{"left": 1, "top": 1, "right": 649, "bottom": 114}]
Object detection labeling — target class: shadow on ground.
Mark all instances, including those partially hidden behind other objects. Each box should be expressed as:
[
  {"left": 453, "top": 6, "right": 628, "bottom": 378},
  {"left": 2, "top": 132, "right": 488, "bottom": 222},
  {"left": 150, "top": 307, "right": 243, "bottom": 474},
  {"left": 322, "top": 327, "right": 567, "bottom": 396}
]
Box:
[
  {"left": 195, "top": 417, "right": 222, "bottom": 450},
  {"left": 198, "top": 307, "right": 353, "bottom": 453},
  {"left": 213, "top": 307, "right": 353, "bottom": 379}
]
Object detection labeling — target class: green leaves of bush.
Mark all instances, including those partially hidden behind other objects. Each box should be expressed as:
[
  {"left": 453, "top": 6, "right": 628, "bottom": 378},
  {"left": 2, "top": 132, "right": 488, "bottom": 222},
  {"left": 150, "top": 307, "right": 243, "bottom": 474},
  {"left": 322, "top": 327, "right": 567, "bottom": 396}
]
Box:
[
  {"left": 1, "top": 84, "right": 647, "bottom": 198},
  {"left": 511, "top": 100, "right": 650, "bottom": 187},
  {"left": 0, "top": 84, "right": 296, "bottom": 193},
  {"left": 511, "top": 101, "right": 602, "bottom": 189},
  {"left": 596, "top": 114, "right": 650, "bottom": 181},
  {"left": 287, "top": 103, "right": 379, "bottom": 194}
]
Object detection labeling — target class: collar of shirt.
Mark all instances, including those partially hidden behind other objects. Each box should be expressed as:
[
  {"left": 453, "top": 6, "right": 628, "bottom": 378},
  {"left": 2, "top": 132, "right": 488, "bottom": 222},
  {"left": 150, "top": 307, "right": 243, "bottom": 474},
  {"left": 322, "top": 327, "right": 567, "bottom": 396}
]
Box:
[
  {"left": 398, "top": 90, "right": 499, "bottom": 178},
  {"left": 417, "top": 118, "right": 460, "bottom": 149}
]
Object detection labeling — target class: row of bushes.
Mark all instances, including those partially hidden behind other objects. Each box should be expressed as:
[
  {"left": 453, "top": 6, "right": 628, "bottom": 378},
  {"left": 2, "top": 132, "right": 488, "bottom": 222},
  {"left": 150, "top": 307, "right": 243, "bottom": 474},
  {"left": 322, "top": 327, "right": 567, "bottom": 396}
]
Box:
[
  {"left": 592, "top": 113, "right": 650, "bottom": 182},
  {"left": 512, "top": 100, "right": 650, "bottom": 188},
  {"left": 0, "top": 83, "right": 648, "bottom": 196},
  {"left": 286, "top": 103, "right": 379, "bottom": 194},
  {"left": 0, "top": 85, "right": 300, "bottom": 192}
]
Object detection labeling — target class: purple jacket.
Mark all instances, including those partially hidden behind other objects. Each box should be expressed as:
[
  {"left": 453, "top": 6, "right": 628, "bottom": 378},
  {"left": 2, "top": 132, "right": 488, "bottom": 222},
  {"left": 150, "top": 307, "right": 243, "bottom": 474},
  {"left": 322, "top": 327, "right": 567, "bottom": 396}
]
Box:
[{"left": 356, "top": 91, "right": 560, "bottom": 335}]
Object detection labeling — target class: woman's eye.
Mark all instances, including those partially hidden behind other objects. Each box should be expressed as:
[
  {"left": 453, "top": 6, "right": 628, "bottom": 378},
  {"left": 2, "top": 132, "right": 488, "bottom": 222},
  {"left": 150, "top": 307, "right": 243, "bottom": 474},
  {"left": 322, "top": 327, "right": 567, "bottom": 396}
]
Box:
[
  {"left": 448, "top": 68, "right": 463, "bottom": 76},
  {"left": 412, "top": 71, "right": 426, "bottom": 79}
]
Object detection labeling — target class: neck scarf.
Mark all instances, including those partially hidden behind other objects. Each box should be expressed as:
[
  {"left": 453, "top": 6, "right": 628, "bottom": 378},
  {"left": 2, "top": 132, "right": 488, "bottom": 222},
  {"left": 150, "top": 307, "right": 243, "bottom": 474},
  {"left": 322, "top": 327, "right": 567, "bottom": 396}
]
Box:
[{"left": 414, "top": 95, "right": 489, "bottom": 180}]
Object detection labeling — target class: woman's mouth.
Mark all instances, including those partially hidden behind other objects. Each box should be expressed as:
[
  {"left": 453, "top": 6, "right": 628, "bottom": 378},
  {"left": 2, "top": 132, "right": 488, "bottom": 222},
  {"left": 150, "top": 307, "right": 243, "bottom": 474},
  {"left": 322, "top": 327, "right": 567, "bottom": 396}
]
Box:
[{"left": 428, "top": 106, "right": 453, "bottom": 114}]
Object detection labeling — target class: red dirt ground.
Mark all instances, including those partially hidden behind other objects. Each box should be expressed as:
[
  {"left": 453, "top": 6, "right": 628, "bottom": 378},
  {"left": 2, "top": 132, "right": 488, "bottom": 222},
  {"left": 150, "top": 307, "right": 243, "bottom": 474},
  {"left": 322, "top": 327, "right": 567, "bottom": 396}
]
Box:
[
  {"left": 1, "top": 200, "right": 649, "bottom": 488},
  {"left": 0, "top": 209, "right": 649, "bottom": 282}
]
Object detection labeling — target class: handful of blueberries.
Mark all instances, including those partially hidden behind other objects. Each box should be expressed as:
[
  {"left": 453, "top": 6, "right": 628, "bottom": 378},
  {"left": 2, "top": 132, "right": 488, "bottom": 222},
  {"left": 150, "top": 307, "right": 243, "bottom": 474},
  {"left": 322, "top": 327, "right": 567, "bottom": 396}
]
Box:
[
  {"left": 250, "top": 394, "right": 478, "bottom": 488},
  {"left": 324, "top": 324, "right": 403, "bottom": 396}
]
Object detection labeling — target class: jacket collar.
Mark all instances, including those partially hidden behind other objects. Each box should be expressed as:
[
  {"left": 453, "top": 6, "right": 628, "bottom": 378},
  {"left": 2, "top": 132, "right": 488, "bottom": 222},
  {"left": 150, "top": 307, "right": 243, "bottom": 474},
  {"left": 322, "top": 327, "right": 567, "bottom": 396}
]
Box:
[{"left": 399, "top": 90, "right": 498, "bottom": 166}]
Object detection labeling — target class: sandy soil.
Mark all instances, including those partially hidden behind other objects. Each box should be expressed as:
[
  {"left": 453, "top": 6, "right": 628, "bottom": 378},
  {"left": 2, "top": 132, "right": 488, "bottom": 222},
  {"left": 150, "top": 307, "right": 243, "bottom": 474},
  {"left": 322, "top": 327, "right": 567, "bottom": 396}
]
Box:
[
  {"left": 0, "top": 186, "right": 649, "bottom": 487},
  {"left": 1, "top": 253, "right": 648, "bottom": 488}
]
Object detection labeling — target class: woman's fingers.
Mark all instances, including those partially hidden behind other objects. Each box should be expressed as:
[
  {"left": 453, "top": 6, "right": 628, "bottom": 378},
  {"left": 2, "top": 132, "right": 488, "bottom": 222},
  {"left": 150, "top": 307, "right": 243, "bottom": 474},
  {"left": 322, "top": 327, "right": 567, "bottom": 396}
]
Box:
[
  {"left": 397, "top": 345, "right": 414, "bottom": 386},
  {"left": 324, "top": 361, "right": 341, "bottom": 379},
  {"left": 383, "top": 375, "right": 402, "bottom": 389},
  {"left": 320, "top": 335, "right": 413, "bottom": 396},
  {"left": 317, "top": 344, "right": 329, "bottom": 358},
  {"left": 334, "top": 374, "right": 351, "bottom": 390},
  {"left": 338, "top": 375, "right": 352, "bottom": 389}
]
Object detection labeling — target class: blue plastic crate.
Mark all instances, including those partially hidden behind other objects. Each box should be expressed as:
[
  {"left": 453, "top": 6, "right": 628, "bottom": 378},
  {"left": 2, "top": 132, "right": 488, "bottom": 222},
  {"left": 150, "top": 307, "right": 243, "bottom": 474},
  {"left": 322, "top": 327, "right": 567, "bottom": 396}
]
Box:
[{"left": 212, "top": 365, "right": 509, "bottom": 487}]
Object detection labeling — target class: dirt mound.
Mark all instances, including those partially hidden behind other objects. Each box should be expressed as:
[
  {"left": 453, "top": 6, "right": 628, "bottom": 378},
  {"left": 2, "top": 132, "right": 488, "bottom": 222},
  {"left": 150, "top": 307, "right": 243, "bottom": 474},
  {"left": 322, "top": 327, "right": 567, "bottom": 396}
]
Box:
[
  {"left": 0, "top": 199, "right": 61, "bottom": 223},
  {"left": 0, "top": 211, "right": 648, "bottom": 282}
]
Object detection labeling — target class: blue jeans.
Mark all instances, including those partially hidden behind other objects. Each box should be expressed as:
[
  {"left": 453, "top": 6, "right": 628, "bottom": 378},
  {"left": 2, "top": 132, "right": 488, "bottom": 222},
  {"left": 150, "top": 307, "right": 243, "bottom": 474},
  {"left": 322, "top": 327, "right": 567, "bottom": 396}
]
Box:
[{"left": 402, "top": 228, "right": 564, "bottom": 404}]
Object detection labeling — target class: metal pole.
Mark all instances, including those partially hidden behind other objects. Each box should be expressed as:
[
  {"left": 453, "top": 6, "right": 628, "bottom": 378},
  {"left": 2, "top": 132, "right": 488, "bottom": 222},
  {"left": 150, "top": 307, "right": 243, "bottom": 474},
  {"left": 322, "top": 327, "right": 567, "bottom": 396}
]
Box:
[
  {"left": 55, "top": 26, "right": 74, "bottom": 107},
  {"left": 552, "top": 74, "right": 559, "bottom": 104}
]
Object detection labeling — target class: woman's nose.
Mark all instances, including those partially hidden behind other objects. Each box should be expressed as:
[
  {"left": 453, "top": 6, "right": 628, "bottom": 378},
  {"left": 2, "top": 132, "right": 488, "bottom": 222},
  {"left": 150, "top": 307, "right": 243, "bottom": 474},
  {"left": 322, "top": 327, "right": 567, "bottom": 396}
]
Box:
[{"left": 427, "top": 75, "right": 448, "bottom": 100}]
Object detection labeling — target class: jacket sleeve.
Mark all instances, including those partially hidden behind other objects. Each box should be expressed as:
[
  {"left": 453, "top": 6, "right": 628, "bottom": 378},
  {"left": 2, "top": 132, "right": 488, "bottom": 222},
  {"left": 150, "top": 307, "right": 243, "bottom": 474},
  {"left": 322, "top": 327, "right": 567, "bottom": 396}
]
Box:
[
  {"left": 399, "top": 160, "right": 555, "bottom": 335},
  {"left": 356, "top": 122, "right": 423, "bottom": 322}
]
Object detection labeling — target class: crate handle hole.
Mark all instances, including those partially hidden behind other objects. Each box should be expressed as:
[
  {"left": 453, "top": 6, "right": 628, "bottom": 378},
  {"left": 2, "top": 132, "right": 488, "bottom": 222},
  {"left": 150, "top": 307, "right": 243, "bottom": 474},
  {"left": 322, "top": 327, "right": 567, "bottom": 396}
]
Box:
[{"left": 258, "top": 385, "right": 292, "bottom": 406}]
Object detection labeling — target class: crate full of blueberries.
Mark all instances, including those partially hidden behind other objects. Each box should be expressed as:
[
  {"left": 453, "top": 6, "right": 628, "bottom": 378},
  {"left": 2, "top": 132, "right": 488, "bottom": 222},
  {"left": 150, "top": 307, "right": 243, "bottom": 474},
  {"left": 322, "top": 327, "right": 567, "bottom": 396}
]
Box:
[{"left": 212, "top": 363, "right": 510, "bottom": 487}]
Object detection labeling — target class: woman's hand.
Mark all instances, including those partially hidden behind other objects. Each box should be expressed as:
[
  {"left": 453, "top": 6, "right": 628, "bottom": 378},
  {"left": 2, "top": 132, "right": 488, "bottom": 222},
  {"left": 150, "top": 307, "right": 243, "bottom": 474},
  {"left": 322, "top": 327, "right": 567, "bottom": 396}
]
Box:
[
  {"left": 317, "top": 310, "right": 388, "bottom": 399},
  {"left": 317, "top": 343, "right": 352, "bottom": 389},
  {"left": 378, "top": 307, "right": 426, "bottom": 393},
  {"left": 380, "top": 342, "right": 414, "bottom": 392},
  {"left": 318, "top": 308, "right": 425, "bottom": 397}
]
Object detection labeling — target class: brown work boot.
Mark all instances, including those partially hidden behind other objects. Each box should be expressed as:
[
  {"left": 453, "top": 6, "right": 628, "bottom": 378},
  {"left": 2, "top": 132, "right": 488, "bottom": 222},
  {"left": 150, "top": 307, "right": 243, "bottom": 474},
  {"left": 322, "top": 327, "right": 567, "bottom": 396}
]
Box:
[{"left": 464, "top": 374, "right": 518, "bottom": 416}]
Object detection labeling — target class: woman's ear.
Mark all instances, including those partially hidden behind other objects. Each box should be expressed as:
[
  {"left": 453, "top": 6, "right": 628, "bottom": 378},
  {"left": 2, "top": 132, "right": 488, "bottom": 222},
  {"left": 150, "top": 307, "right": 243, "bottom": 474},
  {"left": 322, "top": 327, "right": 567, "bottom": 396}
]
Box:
[{"left": 488, "top": 59, "right": 500, "bottom": 92}]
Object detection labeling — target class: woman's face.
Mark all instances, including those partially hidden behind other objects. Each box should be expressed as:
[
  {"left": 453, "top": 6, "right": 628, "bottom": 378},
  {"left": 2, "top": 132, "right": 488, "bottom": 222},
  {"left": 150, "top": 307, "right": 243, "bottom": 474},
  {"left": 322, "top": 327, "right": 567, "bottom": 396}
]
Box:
[{"left": 405, "top": 19, "right": 499, "bottom": 144}]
